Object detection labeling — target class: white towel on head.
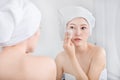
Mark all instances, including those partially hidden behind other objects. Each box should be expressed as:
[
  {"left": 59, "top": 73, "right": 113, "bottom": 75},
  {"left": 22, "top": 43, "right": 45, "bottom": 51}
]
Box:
[
  {"left": 0, "top": 0, "right": 41, "bottom": 46},
  {"left": 58, "top": 6, "right": 95, "bottom": 40}
]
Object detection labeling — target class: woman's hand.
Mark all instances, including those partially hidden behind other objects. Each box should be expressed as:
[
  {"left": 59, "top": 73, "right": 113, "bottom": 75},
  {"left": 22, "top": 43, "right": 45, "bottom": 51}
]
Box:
[{"left": 63, "top": 31, "right": 76, "bottom": 58}]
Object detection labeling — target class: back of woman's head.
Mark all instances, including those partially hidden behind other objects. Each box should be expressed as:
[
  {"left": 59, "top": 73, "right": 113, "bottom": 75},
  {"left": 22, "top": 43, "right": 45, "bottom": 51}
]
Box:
[{"left": 0, "top": 0, "right": 41, "bottom": 47}]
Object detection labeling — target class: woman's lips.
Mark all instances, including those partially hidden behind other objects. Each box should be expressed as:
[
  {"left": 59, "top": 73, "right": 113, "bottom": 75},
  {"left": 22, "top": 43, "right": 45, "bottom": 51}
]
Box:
[{"left": 74, "top": 38, "right": 82, "bottom": 42}]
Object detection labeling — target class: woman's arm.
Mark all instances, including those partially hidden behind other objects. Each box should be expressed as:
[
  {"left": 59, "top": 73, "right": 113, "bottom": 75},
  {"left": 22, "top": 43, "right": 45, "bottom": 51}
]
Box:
[
  {"left": 63, "top": 32, "right": 88, "bottom": 80},
  {"left": 69, "top": 55, "right": 89, "bottom": 80},
  {"left": 88, "top": 48, "right": 106, "bottom": 80}
]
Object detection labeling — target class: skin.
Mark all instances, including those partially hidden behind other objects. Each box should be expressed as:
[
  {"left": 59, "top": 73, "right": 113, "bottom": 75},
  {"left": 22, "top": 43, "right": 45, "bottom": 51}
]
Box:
[
  {"left": 56, "top": 17, "right": 106, "bottom": 80},
  {"left": 0, "top": 30, "right": 56, "bottom": 80}
]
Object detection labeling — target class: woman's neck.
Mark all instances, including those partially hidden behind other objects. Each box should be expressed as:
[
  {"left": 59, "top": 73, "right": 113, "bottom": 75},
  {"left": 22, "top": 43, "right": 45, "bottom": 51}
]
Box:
[
  {"left": 2, "top": 41, "right": 28, "bottom": 55},
  {"left": 75, "top": 42, "right": 88, "bottom": 54}
]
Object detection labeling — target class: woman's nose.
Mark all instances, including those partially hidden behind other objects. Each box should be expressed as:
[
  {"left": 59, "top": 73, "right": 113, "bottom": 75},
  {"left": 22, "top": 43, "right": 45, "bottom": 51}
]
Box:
[{"left": 75, "top": 29, "right": 81, "bottom": 36}]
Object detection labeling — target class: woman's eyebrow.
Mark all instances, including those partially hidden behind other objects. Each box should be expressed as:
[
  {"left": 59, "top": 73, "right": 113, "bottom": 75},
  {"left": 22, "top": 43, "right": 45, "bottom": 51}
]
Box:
[
  {"left": 80, "top": 24, "right": 87, "bottom": 26},
  {"left": 69, "top": 23, "right": 76, "bottom": 25}
]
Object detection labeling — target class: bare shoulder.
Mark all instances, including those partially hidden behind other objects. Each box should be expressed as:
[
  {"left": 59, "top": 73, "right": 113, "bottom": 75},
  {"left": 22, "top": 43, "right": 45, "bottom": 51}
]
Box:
[
  {"left": 25, "top": 55, "right": 56, "bottom": 67},
  {"left": 38, "top": 56, "right": 57, "bottom": 78},
  {"left": 55, "top": 51, "right": 66, "bottom": 63},
  {"left": 94, "top": 45, "right": 106, "bottom": 57},
  {"left": 89, "top": 43, "right": 106, "bottom": 57},
  {"left": 90, "top": 44, "right": 106, "bottom": 66},
  {"left": 24, "top": 55, "right": 56, "bottom": 80},
  {"left": 88, "top": 44, "right": 106, "bottom": 80},
  {"left": 39, "top": 56, "right": 56, "bottom": 71}
]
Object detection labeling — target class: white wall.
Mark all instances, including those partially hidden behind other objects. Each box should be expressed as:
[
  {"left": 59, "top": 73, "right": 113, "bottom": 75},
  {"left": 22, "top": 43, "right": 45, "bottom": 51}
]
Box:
[{"left": 31, "top": 0, "right": 95, "bottom": 59}]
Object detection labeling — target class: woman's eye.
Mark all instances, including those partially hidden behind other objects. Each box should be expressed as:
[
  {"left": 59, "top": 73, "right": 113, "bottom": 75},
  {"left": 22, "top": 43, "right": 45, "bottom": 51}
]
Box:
[
  {"left": 81, "top": 27, "right": 86, "bottom": 30},
  {"left": 70, "top": 26, "right": 74, "bottom": 29}
]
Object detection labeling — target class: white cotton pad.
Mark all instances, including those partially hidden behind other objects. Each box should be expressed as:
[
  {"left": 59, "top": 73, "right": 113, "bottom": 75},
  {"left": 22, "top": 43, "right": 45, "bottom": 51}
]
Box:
[{"left": 66, "top": 29, "right": 73, "bottom": 39}]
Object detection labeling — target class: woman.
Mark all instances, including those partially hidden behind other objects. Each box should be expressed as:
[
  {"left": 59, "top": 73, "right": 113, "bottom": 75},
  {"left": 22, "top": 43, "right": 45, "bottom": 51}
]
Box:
[
  {"left": 56, "top": 6, "right": 106, "bottom": 80},
  {"left": 0, "top": 0, "right": 56, "bottom": 80}
]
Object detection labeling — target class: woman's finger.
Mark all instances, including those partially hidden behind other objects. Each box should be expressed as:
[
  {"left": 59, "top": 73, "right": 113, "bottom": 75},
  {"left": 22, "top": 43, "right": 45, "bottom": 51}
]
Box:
[
  {"left": 64, "top": 32, "right": 68, "bottom": 44},
  {"left": 64, "top": 31, "right": 73, "bottom": 46}
]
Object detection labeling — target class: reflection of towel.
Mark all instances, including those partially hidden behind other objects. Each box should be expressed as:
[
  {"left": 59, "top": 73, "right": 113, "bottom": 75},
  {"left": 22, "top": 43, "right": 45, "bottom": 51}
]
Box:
[
  {"left": 63, "top": 69, "right": 107, "bottom": 80},
  {"left": 58, "top": 6, "right": 95, "bottom": 40},
  {"left": 0, "top": 0, "right": 41, "bottom": 46},
  {"left": 63, "top": 73, "right": 76, "bottom": 80},
  {"left": 99, "top": 69, "right": 107, "bottom": 80}
]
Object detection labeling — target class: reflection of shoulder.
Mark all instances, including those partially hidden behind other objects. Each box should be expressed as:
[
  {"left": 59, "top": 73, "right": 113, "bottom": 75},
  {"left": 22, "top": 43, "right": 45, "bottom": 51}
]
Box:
[
  {"left": 89, "top": 43, "right": 106, "bottom": 56},
  {"left": 56, "top": 51, "right": 65, "bottom": 58},
  {"left": 55, "top": 51, "right": 67, "bottom": 66},
  {"left": 94, "top": 46, "right": 106, "bottom": 56},
  {"left": 56, "top": 51, "right": 65, "bottom": 62},
  {"left": 91, "top": 46, "right": 106, "bottom": 65}
]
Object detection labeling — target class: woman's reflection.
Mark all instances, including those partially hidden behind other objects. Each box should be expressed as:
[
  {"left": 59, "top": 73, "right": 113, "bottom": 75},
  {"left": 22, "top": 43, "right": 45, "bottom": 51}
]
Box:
[{"left": 56, "top": 6, "right": 106, "bottom": 80}]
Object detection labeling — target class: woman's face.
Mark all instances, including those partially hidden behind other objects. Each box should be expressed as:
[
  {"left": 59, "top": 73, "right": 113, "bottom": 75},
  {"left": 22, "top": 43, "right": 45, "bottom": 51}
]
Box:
[
  {"left": 27, "top": 30, "right": 40, "bottom": 53},
  {"left": 66, "top": 17, "right": 90, "bottom": 46}
]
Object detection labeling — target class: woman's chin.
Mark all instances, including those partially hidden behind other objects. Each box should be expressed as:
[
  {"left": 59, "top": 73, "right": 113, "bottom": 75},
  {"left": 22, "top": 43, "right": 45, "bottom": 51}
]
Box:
[{"left": 74, "top": 42, "right": 82, "bottom": 47}]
